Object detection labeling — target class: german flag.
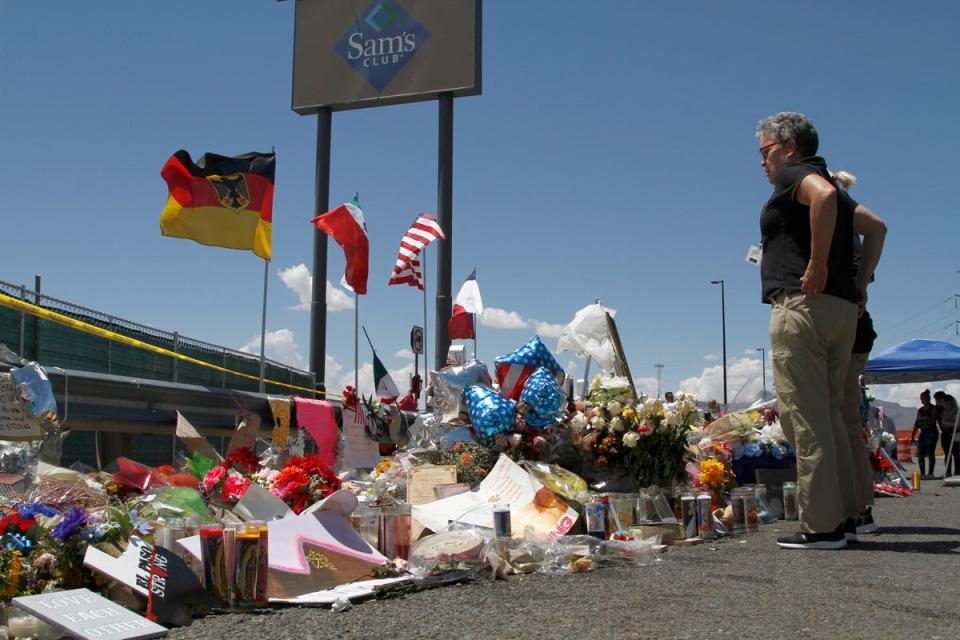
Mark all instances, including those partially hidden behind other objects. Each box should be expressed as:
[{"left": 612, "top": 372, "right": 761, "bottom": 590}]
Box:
[{"left": 160, "top": 150, "right": 275, "bottom": 260}]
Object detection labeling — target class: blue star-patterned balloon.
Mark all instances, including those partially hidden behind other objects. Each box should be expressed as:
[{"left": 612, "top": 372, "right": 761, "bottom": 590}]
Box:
[
  {"left": 494, "top": 335, "right": 565, "bottom": 400},
  {"left": 461, "top": 385, "right": 517, "bottom": 443},
  {"left": 519, "top": 367, "right": 564, "bottom": 428}
]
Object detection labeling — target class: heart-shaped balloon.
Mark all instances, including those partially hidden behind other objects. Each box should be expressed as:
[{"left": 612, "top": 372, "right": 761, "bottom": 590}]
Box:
[
  {"left": 461, "top": 385, "right": 517, "bottom": 443},
  {"left": 519, "top": 366, "right": 564, "bottom": 428}
]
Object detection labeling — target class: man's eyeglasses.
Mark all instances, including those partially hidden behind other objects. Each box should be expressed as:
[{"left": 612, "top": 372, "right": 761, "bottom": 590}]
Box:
[{"left": 759, "top": 140, "right": 784, "bottom": 160}]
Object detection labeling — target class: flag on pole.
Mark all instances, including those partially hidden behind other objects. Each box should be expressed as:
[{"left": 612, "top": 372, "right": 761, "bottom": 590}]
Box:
[
  {"left": 448, "top": 269, "right": 483, "bottom": 340},
  {"left": 160, "top": 150, "right": 275, "bottom": 260},
  {"left": 388, "top": 214, "right": 445, "bottom": 289},
  {"left": 388, "top": 258, "right": 424, "bottom": 290},
  {"left": 311, "top": 198, "right": 369, "bottom": 294},
  {"left": 373, "top": 352, "right": 400, "bottom": 404}
]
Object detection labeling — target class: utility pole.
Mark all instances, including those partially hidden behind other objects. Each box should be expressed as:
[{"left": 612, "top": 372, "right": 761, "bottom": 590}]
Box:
[
  {"left": 655, "top": 362, "right": 664, "bottom": 398},
  {"left": 946, "top": 294, "right": 960, "bottom": 310},
  {"left": 947, "top": 320, "right": 960, "bottom": 336}
]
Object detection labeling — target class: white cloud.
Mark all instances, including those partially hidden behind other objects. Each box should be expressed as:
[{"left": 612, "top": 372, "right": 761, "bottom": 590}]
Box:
[
  {"left": 278, "top": 263, "right": 354, "bottom": 312},
  {"left": 743, "top": 348, "right": 760, "bottom": 356},
  {"left": 239, "top": 328, "right": 304, "bottom": 369},
  {"left": 529, "top": 319, "right": 565, "bottom": 338},
  {"left": 394, "top": 348, "right": 415, "bottom": 360},
  {"left": 703, "top": 353, "right": 720, "bottom": 362},
  {"left": 871, "top": 382, "right": 960, "bottom": 406},
  {"left": 632, "top": 376, "right": 660, "bottom": 401},
  {"left": 480, "top": 307, "right": 529, "bottom": 330},
  {"left": 677, "top": 357, "right": 769, "bottom": 407},
  {"left": 325, "top": 359, "right": 416, "bottom": 398}
]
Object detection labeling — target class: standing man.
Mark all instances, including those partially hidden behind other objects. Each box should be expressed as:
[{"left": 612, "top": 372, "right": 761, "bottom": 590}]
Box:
[{"left": 756, "top": 112, "right": 861, "bottom": 550}]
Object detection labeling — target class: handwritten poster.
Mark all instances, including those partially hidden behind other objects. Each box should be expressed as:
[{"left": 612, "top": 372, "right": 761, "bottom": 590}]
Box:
[
  {"left": 0, "top": 372, "right": 45, "bottom": 441},
  {"left": 342, "top": 409, "right": 380, "bottom": 470}
]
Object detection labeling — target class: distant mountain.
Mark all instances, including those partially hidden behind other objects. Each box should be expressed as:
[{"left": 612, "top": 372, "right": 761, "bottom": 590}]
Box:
[{"left": 871, "top": 398, "right": 916, "bottom": 431}]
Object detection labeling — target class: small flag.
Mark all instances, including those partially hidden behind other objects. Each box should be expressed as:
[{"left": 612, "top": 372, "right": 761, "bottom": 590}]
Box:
[
  {"left": 448, "top": 269, "right": 483, "bottom": 340},
  {"left": 312, "top": 198, "right": 369, "bottom": 294},
  {"left": 160, "top": 150, "right": 275, "bottom": 260},
  {"left": 354, "top": 401, "right": 368, "bottom": 427},
  {"left": 388, "top": 214, "right": 445, "bottom": 289},
  {"left": 373, "top": 352, "right": 400, "bottom": 404}
]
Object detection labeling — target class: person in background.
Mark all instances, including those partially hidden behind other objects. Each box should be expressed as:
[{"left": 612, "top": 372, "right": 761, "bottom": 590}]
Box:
[
  {"left": 756, "top": 112, "right": 875, "bottom": 550},
  {"left": 911, "top": 390, "right": 939, "bottom": 479},
  {"left": 933, "top": 390, "right": 959, "bottom": 477},
  {"left": 834, "top": 169, "right": 886, "bottom": 537},
  {"left": 877, "top": 407, "right": 898, "bottom": 465}
]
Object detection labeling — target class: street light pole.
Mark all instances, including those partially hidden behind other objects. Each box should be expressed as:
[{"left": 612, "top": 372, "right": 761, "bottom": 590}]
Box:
[
  {"left": 710, "top": 280, "right": 728, "bottom": 409},
  {"left": 756, "top": 347, "right": 766, "bottom": 400}
]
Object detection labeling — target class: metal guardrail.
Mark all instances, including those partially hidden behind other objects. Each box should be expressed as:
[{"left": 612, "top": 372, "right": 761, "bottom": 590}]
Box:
[{"left": 0, "top": 278, "right": 315, "bottom": 388}]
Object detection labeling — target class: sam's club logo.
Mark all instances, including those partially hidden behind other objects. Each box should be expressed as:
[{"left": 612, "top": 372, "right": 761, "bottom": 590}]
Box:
[{"left": 334, "top": 1, "right": 430, "bottom": 92}]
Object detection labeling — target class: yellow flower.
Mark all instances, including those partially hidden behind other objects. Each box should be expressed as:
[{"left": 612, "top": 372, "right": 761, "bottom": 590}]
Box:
[
  {"left": 374, "top": 460, "right": 393, "bottom": 476},
  {"left": 697, "top": 458, "right": 729, "bottom": 489},
  {"left": 622, "top": 406, "right": 637, "bottom": 421},
  {"left": 0, "top": 552, "right": 23, "bottom": 598}
]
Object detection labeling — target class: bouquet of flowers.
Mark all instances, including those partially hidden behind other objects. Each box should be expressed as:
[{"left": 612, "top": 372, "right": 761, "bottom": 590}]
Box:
[
  {"left": 573, "top": 376, "right": 700, "bottom": 490},
  {"left": 435, "top": 442, "right": 494, "bottom": 485},
  {"left": 728, "top": 409, "right": 794, "bottom": 461},
  {"left": 199, "top": 446, "right": 259, "bottom": 506},
  {"left": 259, "top": 454, "right": 341, "bottom": 514}
]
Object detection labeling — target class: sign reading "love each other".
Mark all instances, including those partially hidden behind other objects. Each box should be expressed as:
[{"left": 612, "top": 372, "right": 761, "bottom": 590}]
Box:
[{"left": 13, "top": 588, "right": 167, "bottom": 640}]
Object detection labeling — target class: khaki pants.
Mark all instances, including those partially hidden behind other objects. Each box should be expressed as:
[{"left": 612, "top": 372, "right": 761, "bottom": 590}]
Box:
[
  {"left": 841, "top": 351, "right": 874, "bottom": 516},
  {"left": 770, "top": 293, "right": 857, "bottom": 533}
]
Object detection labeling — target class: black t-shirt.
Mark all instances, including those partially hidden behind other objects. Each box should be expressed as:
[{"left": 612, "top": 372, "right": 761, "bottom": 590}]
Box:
[
  {"left": 759, "top": 156, "right": 859, "bottom": 304},
  {"left": 852, "top": 310, "right": 877, "bottom": 354}
]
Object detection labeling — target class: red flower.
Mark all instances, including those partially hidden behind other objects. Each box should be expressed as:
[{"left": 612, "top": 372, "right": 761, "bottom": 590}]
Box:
[
  {"left": 272, "top": 467, "right": 309, "bottom": 500},
  {"left": 224, "top": 447, "right": 260, "bottom": 473},
  {"left": 221, "top": 475, "right": 252, "bottom": 502},
  {"left": 0, "top": 512, "right": 37, "bottom": 535},
  {"left": 202, "top": 466, "right": 226, "bottom": 492},
  {"left": 154, "top": 464, "right": 178, "bottom": 476}
]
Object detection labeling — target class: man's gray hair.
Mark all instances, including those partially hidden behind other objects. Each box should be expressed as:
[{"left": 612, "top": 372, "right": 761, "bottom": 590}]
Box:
[{"left": 756, "top": 112, "right": 819, "bottom": 157}]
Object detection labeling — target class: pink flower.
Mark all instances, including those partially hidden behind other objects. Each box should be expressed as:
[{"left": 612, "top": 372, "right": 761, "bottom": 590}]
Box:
[
  {"left": 202, "top": 465, "right": 226, "bottom": 491},
  {"left": 532, "top": 436, "right": 547, "bottom": 450},
  {"left": 509, "top": 433, "right": 523, "bottom": 448}
]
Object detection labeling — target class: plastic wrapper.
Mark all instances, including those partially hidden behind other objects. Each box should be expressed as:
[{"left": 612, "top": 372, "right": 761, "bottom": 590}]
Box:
[
  {"left": 461, "top": 385, "right": 516, "bottom": 443},
  {"left": 556, "top": 302, "right": 618, "bottom": 373},
  {"left": 518, "top": 366, "right": 564, "bottom": 428},
  {"left": 494, "top": 336, "right": 565, "bottom": 401},
  {"left": 143, "top": 486, "right": 216, "bottom": 524},
  {"left": 407, "top": 527, "right": 488, "bottom": 580},
  {"left": 483, "top": 535, "right": 546, "bottom": 578},
  {"left": 601, "top": 535, "right": 661, "bottom": 567},
  {"left": 112, "top": 457, "right": 172, "bottom": 493},
  {"left": 519, "top": 460, "right": 590, "bottom": 503},
  {"left": 430, "top": 360, "right": 492, "bottom": 423},
  {"left": 536, "top": 534, "right": 602, "bottom": 575},
  {"left": 0, "top": 441, "right": 37, "bottom": 477},
  {"left": 11, "top": 362, "right": 58, "bottom": 422}
]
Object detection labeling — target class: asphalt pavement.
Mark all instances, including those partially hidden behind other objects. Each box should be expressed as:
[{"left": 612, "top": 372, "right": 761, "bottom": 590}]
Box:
[{"left": 168, "top": 462, "right": 960, "bottom": 640}]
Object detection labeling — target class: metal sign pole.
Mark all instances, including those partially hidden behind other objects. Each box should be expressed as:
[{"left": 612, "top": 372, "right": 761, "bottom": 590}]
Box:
[
  {"left": 435, "top": 93, "right": 453, "bottom": 371},
  {"left": 309, "top": 108, "right": 332, "bottom": 394}
]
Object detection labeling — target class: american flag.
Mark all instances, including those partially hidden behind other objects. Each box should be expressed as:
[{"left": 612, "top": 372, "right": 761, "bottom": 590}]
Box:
[
  {"left": 388, "top": 215, "right": 445, "bottom": 289},
  {"left": 353, "top": 402, "right": 368, "bottom": 427}
]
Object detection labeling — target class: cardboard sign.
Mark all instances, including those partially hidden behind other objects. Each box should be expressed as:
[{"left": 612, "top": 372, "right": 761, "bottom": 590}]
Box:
[
  {"left": 84, "top": 537, "right": 209, "bottom": 626},
  {"left": 0, "top": 372, "right": 45, "bottom": 440},
  {"left": 406, "top": 464, "right": 457, "bottom": 538},
  {"left": 174, "top": 412, "right": 222, "bottom": 463},
  {"left": 13, "top": 588, "right": 167, "bottom": 640},
  {"left": 342, "top": 409, "right": 380, "bottom": 469}
]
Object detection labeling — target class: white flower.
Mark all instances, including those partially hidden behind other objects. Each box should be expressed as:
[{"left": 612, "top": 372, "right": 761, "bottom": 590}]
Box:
[
  {"left": 642, "top": 399, "right": 664, "bottom": 419},
  {"left": 607, "top": 401, "right": 622, "bottom": 416},
  {"left": 622, "top": 432, "right": 640, "bottom": 448},
  {"left": 570, "top": 412, "right": 587, "bottom": 433},
  {"left": 663, "top": 410, "right": 682, "bottom": 427},
  {"left": 590, "top": 416, "right": 607, "bottom": 429},
  {"left": 610, "top": 417, "right": 624, "bottom": 432}
]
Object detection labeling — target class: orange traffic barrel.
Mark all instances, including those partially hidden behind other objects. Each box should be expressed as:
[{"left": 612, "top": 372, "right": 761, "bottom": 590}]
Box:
[{"left": 897, "top": 437, "right": 913, "bottom": 463}]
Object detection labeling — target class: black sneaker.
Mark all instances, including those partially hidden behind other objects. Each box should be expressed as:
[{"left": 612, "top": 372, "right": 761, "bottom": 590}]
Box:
[
  {"left": 856, "top": 510, "right": 879, "bottom": 535},
  {"left": 776, "top": 529, "right": 847, "bottom": 550},
  {"left": 843, "top": 518, "right": 858, "bottom": 542}
]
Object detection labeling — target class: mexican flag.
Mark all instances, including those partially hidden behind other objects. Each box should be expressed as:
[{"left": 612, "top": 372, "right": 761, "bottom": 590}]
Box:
[{"left": 373, "top": 352, "right": 400, "bottom": 404}]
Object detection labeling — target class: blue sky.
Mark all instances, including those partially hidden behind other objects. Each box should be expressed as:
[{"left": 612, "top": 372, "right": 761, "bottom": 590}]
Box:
[{"left": 2, "top": 1, "right": 959, "bottom": 408}]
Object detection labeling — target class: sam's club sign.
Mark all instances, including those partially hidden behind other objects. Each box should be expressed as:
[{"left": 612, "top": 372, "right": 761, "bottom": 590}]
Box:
[
  {"left": 293, "top": 0, "right": 481, "bottom": 113},
  {"left": 335, "top": 1, "right": 430, "bottom": 92}
]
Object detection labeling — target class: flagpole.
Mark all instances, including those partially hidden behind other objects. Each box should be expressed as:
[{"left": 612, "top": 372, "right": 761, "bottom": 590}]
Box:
[
  {"left": 258, "top": 259, "right": 269, "bottom": 393},
  {"left": 422, "top": 245, "right": 429, "bottom": 410},
  {"left": 354, "top": 291, "right": 359, "bottom": 395},
  {"left": 472, "top": 267, "right": 478, "bottom": 360}
]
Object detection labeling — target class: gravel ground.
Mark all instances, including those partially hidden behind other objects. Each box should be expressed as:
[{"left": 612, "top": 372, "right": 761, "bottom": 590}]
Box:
[{"left": 168, "top": 463, "right": 960, "bottom": 640}]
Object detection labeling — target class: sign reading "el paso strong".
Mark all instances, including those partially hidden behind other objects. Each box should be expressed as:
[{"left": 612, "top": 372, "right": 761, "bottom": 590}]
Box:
[{"left": 293, "top": 0, "right": 481, "bottom": 113}]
